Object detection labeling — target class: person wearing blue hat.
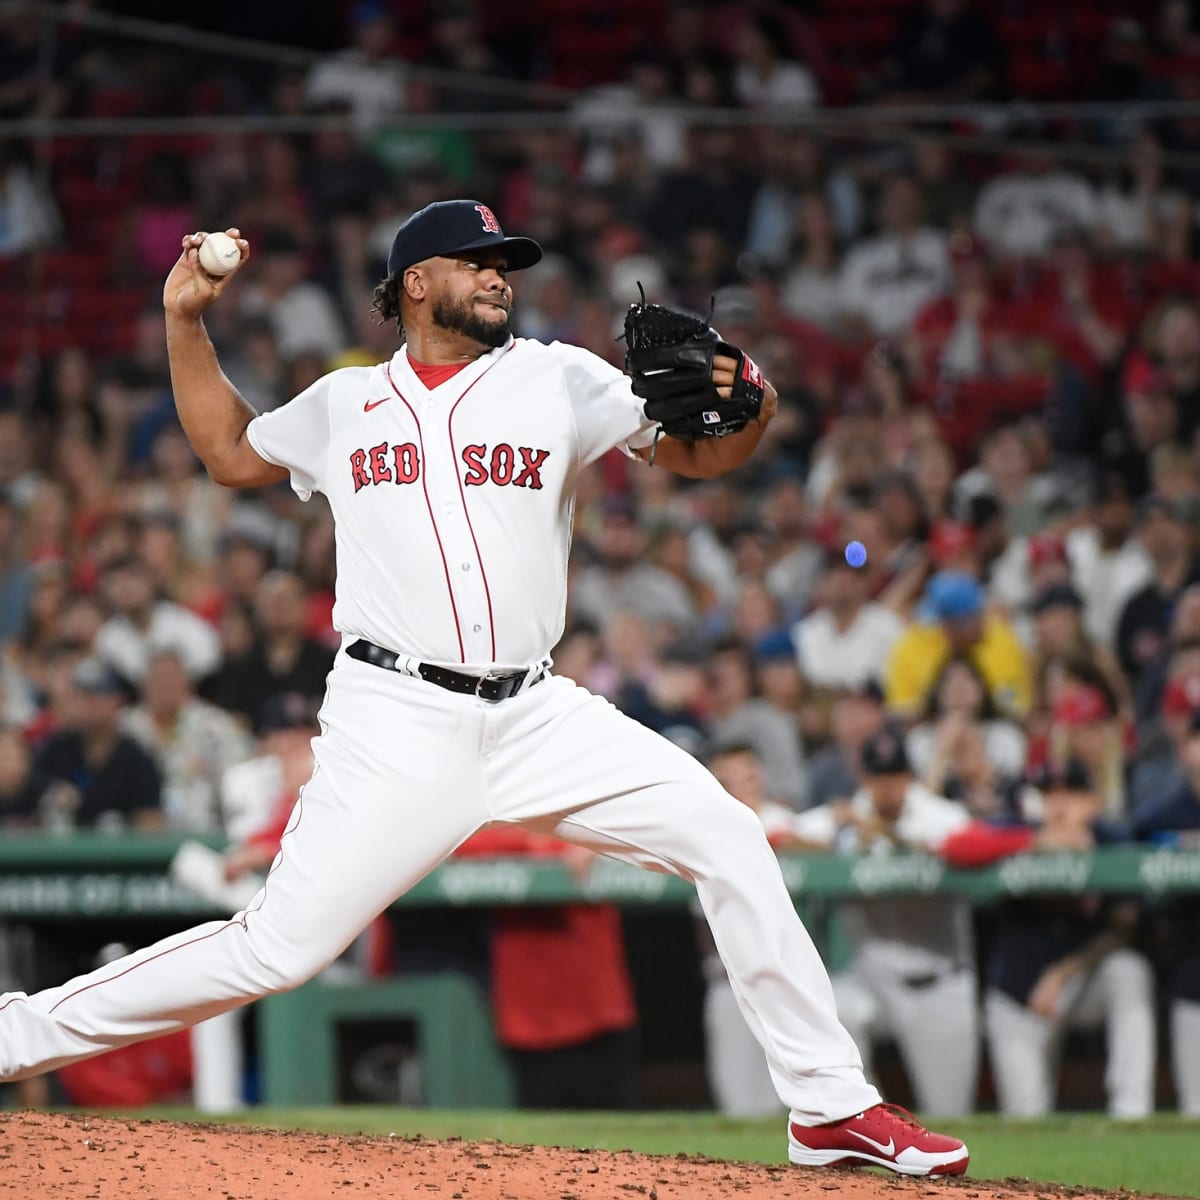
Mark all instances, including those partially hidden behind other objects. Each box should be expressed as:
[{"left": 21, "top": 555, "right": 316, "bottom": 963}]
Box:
[{"left": 885, "top": 570, "right": 1031, "bottom": 722}]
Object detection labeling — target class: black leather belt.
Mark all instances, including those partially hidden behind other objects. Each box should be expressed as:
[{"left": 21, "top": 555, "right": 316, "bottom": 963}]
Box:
[{"left": 346, "top": 638, "right": 543, "bottom": 703}]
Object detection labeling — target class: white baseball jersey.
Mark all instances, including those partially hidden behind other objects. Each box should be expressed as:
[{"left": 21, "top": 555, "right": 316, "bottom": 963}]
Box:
[{"left": 245, "top": 338, "right": 658, "bottom": 669}]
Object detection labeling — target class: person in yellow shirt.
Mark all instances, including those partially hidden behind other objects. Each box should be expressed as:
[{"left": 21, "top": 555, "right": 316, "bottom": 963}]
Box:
[{"left": 886, "top": 571, "right": 1032, "bottom": 721}]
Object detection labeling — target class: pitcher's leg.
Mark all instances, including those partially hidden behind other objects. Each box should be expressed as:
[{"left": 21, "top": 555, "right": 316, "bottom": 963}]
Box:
[
  {"left": 488, "top": 679, "right": 877, "bottom": 1122},
  {"left": 1, "top": 665, "right": 486, "bottom": 1082},
  {"left": 553, "top": 792, "right": 878, "bottom": 1122}
]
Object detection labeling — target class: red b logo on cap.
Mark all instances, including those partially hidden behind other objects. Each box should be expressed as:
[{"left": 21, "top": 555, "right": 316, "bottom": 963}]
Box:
[{"left": 475, "top": 204, "right": 501, "bottom": 234}]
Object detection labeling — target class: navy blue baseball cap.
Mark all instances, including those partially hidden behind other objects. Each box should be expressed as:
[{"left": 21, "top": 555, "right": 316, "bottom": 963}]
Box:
[{"left": 386, "top": 200, "right": 543, "bottom": 277}]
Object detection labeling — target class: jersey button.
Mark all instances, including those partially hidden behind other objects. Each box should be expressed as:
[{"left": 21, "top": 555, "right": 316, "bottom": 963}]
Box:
[
  {"left": 473, "top": 624, "right": 482, "bottom": 633},
  {"left": 461, "top": 562, "right": 471, "bottom": 571}
]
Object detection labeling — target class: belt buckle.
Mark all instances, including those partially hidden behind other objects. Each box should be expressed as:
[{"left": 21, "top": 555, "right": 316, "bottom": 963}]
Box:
[{"left": 475, "top": 669, "right": 517, "bottom": 701}]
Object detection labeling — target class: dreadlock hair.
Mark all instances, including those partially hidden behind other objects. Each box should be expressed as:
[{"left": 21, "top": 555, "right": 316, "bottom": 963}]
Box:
[{"left": 371, "top": 272, "right": 404, "bottom": 331}]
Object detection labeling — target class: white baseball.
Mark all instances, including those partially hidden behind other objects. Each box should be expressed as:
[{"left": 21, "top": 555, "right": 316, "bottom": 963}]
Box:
[{"left": 198, "top": 231, "right": 241, "bottom": 277}]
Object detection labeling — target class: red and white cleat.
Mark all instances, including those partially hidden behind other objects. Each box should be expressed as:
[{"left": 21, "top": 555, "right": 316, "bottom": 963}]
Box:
[{"left": 788, "top": 1104, "right": 969, "bottom": 1176}]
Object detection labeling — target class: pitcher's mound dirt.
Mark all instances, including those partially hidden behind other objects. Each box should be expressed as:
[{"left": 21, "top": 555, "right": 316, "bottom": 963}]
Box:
[{"left": 0, "top": 1111, "right": 1162, "bottom": 1200}]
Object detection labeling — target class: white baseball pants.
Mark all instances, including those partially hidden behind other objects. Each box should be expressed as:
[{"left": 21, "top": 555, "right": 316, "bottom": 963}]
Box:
[
  {"left": 0, "top": 657, "right": 879, "bottom": 1123},
  {"left": 1171, "top": 998, "right": 1200, "bottom": 1115},
  {"left": 984, "top": 948, "right": 1156, "bottom": 1118}
]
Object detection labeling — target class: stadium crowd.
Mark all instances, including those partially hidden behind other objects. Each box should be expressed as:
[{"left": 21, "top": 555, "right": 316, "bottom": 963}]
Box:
[{"left": 3, "top": 0, "right": 1200, "bottom": 1116}]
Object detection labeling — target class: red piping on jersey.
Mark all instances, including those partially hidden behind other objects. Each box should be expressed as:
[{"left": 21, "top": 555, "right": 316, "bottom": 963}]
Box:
[
  {"left": 387, "top": 364, "right": 466, "bottom": 663},
  {"left": 446, "top": 342, "right": 515, "bottom": 662}
]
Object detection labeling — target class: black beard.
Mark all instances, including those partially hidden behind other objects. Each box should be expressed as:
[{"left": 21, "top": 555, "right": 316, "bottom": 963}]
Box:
[{"left": 432, "top": 295, "right": 510, "bottom": 349}]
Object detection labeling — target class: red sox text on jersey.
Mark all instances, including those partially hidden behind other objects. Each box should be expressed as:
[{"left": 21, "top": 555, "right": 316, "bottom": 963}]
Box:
[{"left": 349, "top": 443, "right": 550, "bottom": 492}]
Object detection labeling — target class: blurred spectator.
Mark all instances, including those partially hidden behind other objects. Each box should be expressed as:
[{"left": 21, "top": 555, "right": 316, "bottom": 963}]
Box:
[
  {"left": 954, "top": 416, "right": 1059, "bottom": 539},
  {"left": 571, "top": 500, "right": 697, "bottom": 634},
  {"left": 1028, "top": 583, "right": 1130, "bottom": 717},
  {"left": 212, "top": 524, "right": 275, "bottom": 618},
  {"left": 1133, "top": 709, "right": 1200, "bottom": 1115},
  {"left": 202, "top": 570, "right": 334, "bottom": 732},
  {"left": 0, "top": 723, "right": 51, "bottom": 827},
  {"left": 1115, "top": 496, "right": 1200, "bottom": 688},
  {"left": 16, "top": 558, "right": 70, "bottom": 666},
  {"left": 731, "top": 13, "right": 819, "bottom": 109},
  {"left": 645, "top": 523, "right": 717, "bottom": 624},
  {"left": 234, "top": 135, "right": 315, "bottom": 250},
  {"left": 905, "top": 656, "right": 1027, "bottom": 817},
  {"left": 304, "top": 1, "right": 406, "bottom": 134},
  {"left": 123, "top": 649, "right": 253, "bottom": 833},
  {"left": 748, "top": 130, "right": 860, "bottom": 263},
  {"left": 617, "top": 635, "right": 709, "bottom": 759},
  {"left": 113, "top": 153, "right": 196, "bottom": 281},
  {"left": 1150, "top": 301, "right": 1200, "bottom": 445},
  {"left": 1065, "top": 470, "right": 1153, "bottom": 652},
  {"left": 1047, "top": 681, "right": 1129, "bottom": 821},
  {"left": 0, "top": 406, "right": 41, "bottom": 508},
  {"left": 806, "top": 681, "right": 888, "bottom": 808},
  {"left": 426, "top": 1, "right": 519, "bottom": 110},
  {"left": 793, "top": 548, "right": 903, "bottom": 691},
  {"left": 575, "top": 50, "right": 688, "bottom": 181},
  {"left": 874, "top": 0, "right": 1004, "bottom": 102},
  {"left": 908, "top": 137, "right": 978, "bottom": 234},
  {"left": 34, "top": 658, "right": 163, "bottom": 830},
  {"left": 885, "top": 571, "right": 1031, "bottom": 721},
  {"left": 644, "top": 124, "right": 757, "bottom": 257},
  {"left": 0, "top": 490, "right": 30, "bottom": 644},
  {"left": 754, "top": 630, "right": 809, "bottom": 740},
  {"left": 1095, "top": 131, "right": 1184, "bottom": 254},
  {"left": 708, "top": 636, "right": 805, "bottom": 807},
  {"left": 777, "top": 194, "right": 844, "bottom": 331},
  {"left": 760, "top": 474, "right": 823, "bottom": 614},
  {"left": 949, "top": 759, "right": 1156, "bottom": 1119},
  {"left": 1133, "top": 585, "right": 1200, "bottom": 732},
  {"left": 0, "top": 141, "right": 60, "bottom": 258},
  {"left": 906, "top": 436, "right": 957, "bottom": 524},
  {"left": 838, "top": 174, "right": 951, "bottom": 337},
  {"left": 238, "top": 230, "right": 347, "bottom": 361},
  {"left": 1131, "top": 668, "right": 1200, "bottom": 817},
  {"left": 218, "top": 318, "right": 288, "bottom": 415},
  {"left": 792, "top": 728, "right": 978, "bottom": 1116},
  {"left": 94, "top": 555, "right": 221, "bottom": 686},
  {"left": 1104, "top": 352, "right": 1185, "bottom": 500},
  {"left": 974, "top": 148, "right": 1098, "bottom": 260}
]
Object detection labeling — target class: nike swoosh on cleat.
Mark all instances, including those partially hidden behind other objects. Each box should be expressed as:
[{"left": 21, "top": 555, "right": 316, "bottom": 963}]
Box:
[
  {"left": 846, "top": 1131, "right": 895, "bottom": 1155},
  {"left": 364, "top": 397, "right": 390, "bottom": 412}
]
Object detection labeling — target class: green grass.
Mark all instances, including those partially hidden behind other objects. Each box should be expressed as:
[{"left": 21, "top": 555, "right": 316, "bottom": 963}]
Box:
[{"left": 126, "top": 1108, "right": 1200, "bottom": 1197}]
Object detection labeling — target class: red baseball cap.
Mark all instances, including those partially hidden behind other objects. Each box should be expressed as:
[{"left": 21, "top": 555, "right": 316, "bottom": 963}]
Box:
[
  {"left": 1028, "top": 533, "right": 1068, "bottom": 568},
  {"left": 1053, "top": 685, "right": 1112, "bottom": 726},
  {"left": 1163, "top": 675, "right": 1200, "bottom": 717},
  {"left": 929, "top": 520, "right": 977, "bottom": 566},
  {"left": 1122, "top": 350, "right": 1166, "bottom": 397}
]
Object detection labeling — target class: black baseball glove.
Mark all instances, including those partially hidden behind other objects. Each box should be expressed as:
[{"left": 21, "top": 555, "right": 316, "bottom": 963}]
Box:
[{"left": 623, "top": 286, "right": 765, "bottom": 440}]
